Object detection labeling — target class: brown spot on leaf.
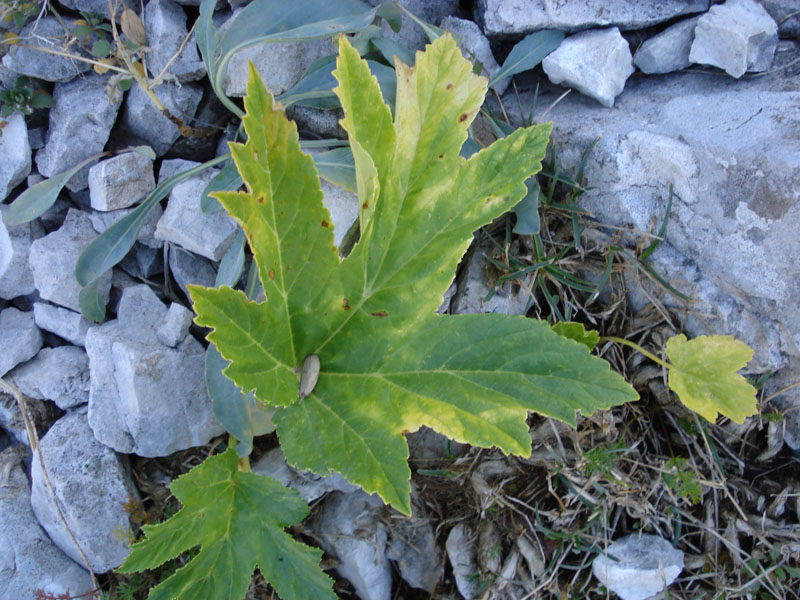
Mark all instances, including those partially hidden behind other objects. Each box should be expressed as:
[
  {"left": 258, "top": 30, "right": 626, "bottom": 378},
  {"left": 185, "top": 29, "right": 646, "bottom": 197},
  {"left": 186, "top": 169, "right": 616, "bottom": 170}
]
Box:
[
  {"left": 321, "top": 219, "right": 329, "bottom": 228},
  {"left": 458, "top": 113, "right": 468, "bottom": 122},
  {"left": 503, "top": 196, "right": 510, "bottom": 203},
  {"left": 438, "top": 154, "right": 444, "bottom": 159},
  {"left": 256, "top": 195, "right": 265, "bottom": 204},
  {"left": 268, "top": 269, "right": 275, "bottom": 280},
  {"left": 371, "top": 311, "right": 388, "bottom": 318},
  {"left": 342, "top": 297, "right": 351, "bottom": 310},
  {"left": 362, "top": 201, "right": 369, "bottom": 210},
  {"left": 446, "top": 83, "right": 453, "bottom": 90}
]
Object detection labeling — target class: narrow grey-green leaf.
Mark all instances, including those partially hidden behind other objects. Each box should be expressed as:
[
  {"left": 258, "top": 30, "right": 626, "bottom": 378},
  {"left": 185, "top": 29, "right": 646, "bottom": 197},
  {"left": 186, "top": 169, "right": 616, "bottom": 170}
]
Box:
[
  {"left": 371, "top": 35, "right": 415, "bottom": 68},
  {"left": 201, "top": 158, "right": 242, "bottom": 213},
  {"left": 78, "top": 278, "right": 106, "bottom": 323},
  {"left": 205, "top": 345, "right": 275, "bottom": 457},
  {"left": 3, "top": 161, "right": 86, "bottom": 226},
  {"left": 312, "top": 147, "right": 356, "bottom": 192},
  {"left": 215, "top": 229, "right": 246, "bottom": 288},
  {"left": 489, "top": 30, "right": 564, "bottom": 86},
  {"left": 512, "top": 178, "right": 541, "bottom": 235},
  {"left": 75, "top": 154, "right": 228, "bottom": 286}
]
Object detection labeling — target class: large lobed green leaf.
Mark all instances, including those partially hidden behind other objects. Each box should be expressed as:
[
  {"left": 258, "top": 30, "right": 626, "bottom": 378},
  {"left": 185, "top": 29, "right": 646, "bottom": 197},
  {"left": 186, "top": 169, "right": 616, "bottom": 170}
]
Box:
[
  {"left": 190, "top": 34, "right": 637, "bottom": 513},
  {"left": 118, "top": 449, "right": 334, "bottom": 600}
]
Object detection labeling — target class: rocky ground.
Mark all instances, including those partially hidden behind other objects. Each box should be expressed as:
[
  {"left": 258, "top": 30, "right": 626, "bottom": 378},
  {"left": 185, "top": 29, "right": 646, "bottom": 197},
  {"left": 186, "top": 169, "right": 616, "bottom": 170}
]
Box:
[{"left": 1, "top": 0, "right": 799, "bottom": 598}]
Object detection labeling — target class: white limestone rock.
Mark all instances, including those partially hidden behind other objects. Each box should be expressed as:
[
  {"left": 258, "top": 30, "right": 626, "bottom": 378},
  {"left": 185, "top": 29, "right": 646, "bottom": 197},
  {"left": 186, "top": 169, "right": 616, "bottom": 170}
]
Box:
[
  {"left": 0, "top": 463, "right": 93, "bottom": 599},
  {"left": 85, "top": 284, "right": 224, "bottom": 456},
  {"left": 446, "top": 523, "right": 480, "bottom": 600},
  {"left": 320, "top": 179, "right": 359, "bottom": 249},
  {"left": 0, "top": 308, "right": 42, "bottom": 377},
  {"left": 0, "top": 112, "right": 32, "bottom": 201},
  {"left": 441, "top": 16, "right": 508, "bottom": 94},
  {"left": 9, "top": 346, "right": 90, "bottom": 409},
  {"left": 592, "top": 534, "right": 684, "bottom": 600},
  {"left": 251, "top": 447, "right": 359, "bottom": 503},
  {"left": 476, "top": 0, "right": 709, "bottom": 36},
  {"left": 385, "top": 489, "right": 441, "bottom": 593},
  {"left": 156, "top": 302, "right": 194, "bottom": 347},
  {"left": 30, "top": 408, "right": 139, "bottom": 573},
  {"left": 689, "top": 0, "right": 779, "bottom": 78},
  {"left": 513, "top": 60, "right": 800, "bottom": 372},
  {"left": 121, "top": 81, "right": 202, "bottom": 156},
  {"left": 451, "top": 236, "right": 531, "bottom": 316},
  {"left": 88, "top": 151, "right": 156, "bottom": 211},
  {"left": 0, "top": 206, "right": 43, "bottom": 300},
  {"left": 542, "top": 27, "right": 634, "bottom": 107},
  {"left": 155, "top": 168, "right": 238, "bottom": 260},
  {"left": 35, "top": 73, "right": 122, "bottom": 191},
  {"left": 309, "top": 491, "right": 391, "bottom": 600},
  {"left": 28, "top": 209, "right": 113, "bottom": 313},
  {"left": 33, "top": 302, "right": 93, "bottom": 347},
  {"left": 144, "top": 0, "right": 206, "bottom": 82},
  {"left": 634, "top": 16, "right": 701, "bottom": 74}
]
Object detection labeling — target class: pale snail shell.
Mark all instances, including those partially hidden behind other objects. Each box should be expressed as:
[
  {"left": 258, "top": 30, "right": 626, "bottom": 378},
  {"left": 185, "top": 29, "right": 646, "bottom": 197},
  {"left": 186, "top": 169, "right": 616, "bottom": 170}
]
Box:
[{"left": 298, "top": 354, "right": 320, "bottom": 400}]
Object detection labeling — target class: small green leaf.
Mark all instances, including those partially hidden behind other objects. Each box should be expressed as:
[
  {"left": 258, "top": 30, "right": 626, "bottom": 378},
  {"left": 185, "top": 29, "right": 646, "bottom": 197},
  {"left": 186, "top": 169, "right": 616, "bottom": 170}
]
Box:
[
  {"left": 118, "top": 77, "right": 134, "bottom": 91},
  {"left": 91, "top": 39, "right": 113, "bottom": 57},
  {"left": 665, "top": 334, "right": 757, "bottom": 423},
  {"left": 205, "top": 345, "right": 275, "bottom": 457},
  {"left": 129, "top": 145, "right": 156, "bottom": 160},
  {"left": 30, "top": 90, "right": 54, "bottom": 109},
  {"left": 118, "top": 449, "right": 334, "bottom": 600},
  {"left": 215, "top": 229, "right": 246, "bottom": 287},
  {"left": 371, "top": 35, "right": 415, "bottom": 67},
  {"left": 489, "top": 30, "right": 564, "bottom": 87},
  {"left": 3, "top": 160, "right": 88, "bottom": 226},
  {"left": 552, "top": 321, "right": 599, "bottom": 351}
]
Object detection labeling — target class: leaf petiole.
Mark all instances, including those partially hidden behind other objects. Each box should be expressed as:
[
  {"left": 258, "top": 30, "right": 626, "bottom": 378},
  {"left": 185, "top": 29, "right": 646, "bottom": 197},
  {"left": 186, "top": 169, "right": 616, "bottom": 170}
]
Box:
[{"left": 600, "top": 335, "right": 673, "bottom": 370}]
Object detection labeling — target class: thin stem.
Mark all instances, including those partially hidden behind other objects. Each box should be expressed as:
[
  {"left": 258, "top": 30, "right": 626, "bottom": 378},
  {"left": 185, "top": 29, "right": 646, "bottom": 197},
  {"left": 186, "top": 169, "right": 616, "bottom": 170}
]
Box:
[{"left": 600, "top": 335, "right": 673, "bottom": 370}]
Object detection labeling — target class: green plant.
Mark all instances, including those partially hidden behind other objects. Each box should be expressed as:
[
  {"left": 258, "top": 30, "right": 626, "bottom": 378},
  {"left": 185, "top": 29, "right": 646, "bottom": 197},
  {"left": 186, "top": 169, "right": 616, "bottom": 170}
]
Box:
[
  {"left": 119, "top": 34, "right": 636, "bottom": 599},
  {"left": 0, "top": 74, "right": 52, "bottom": 117},
  {"left": 662, "top": 456, "right": 702, "bottom": 505}
]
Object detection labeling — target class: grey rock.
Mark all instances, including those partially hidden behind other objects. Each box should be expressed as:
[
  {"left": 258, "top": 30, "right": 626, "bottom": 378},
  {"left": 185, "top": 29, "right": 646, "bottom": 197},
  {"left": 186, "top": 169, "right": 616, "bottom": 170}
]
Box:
[
  {"left": 476, "top": 0, "right": 709, "bottom": 37},
  {"left": 9, "top": 346, "right": 90, "bottom": 409},
  {"left": 0, "top": 112, "right": 31, "bottom": 200},
  {"left": 28, "top": 209, "right": 113, "bottom": 312},
  {"left": 592, "top": 534, "right": 684, "bottom": 600},
  {"left": 121, "top": 81, "right": 202, "bottom": 155},
  {"left": 290, "top": 105, "right": 345, "bottom": 139},
  {"left": 446, "top": 523, "right": 480, "bottom": 600},
  {"left": 158, "top": 157, "right": 199, "bottom": 182},
  {"left": 168, "top": 245, "right": 217, "bottom": 301},
  {"left": 88, "top": 151, "right": 156, "bottom": 211},
  {"left": 30, "top": 408, "right": 139, "bottom": 573},
  {"left": 86, "top": 284, "right": 224, "bottom": 456},
  {"left": 451, "top": 236, "right": 530, "bottom": 316},
  {"left": 542, "top": 27, "right": 634, "bottom": 107},
  {"left": 156, "top": 302, "right": 194, "bottom": 347},
  {"left": 88, "top": 202, "right": 163, "bottom": 248},
  {"left": 144, "top": 0, "right": 206, "bottom": 82},
  {"left": 35, "top": 73, "right": 122, "bottom": 191},
  {"left": 512, "top": 56, "right": 800, "bottom": 372},
  {"left": 689, "top": 0, "right": 779, "bottom": 78},
  {"left": 119, "top": 243, "right": 164, "bottom": 279},
  {"left": 320, "top": 179, "right": 359, "bottom": 249},
  {"left": 155, "top": 168, "right": 238, "bottom": 260},
  {"left": 310, "top": 491, "right": 391, "bottom": 600},
  {"left": 441, "top": 16, "right": 508, "bottom": 94},
  {"left": 437, "top": 281, "right": 457, "bottom": 314},
  {"left": 33, "top": 302, "right": 93, "bottom": 347},
  {"left": 1, "top": 17, "right": 92, "bottom": 82},
  {"left": 222, "top": 11, "right": 334, "bottom": 97},
  {"left": 58, "top": 0, "right": 135, "bottom": 21},
  {"left": 27, "top": 126, "right": 46, "bottom": 151},
  {"left": 0, "top": 207, "right": 43, "bottom": 300},
  {"left": 385, "top": 489, "right": 442, "bottom": 593},
  {"left": 251, "top": 447, "right": 359, "bottom": 503},
  {"left": 763, "top": 0, "right": 800, "bottom": 39},
  {"left": 0, "top": 308, "right": 42, "bottom": 377},
  {"left": 634, "top": 16, "right": 701, "bottom": 74},
  {"left": 371, "top": 0, "right": 460, "bottom": 52},
  {"left": 0, "top": 463, "right": 93, "bottom": 599}
]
